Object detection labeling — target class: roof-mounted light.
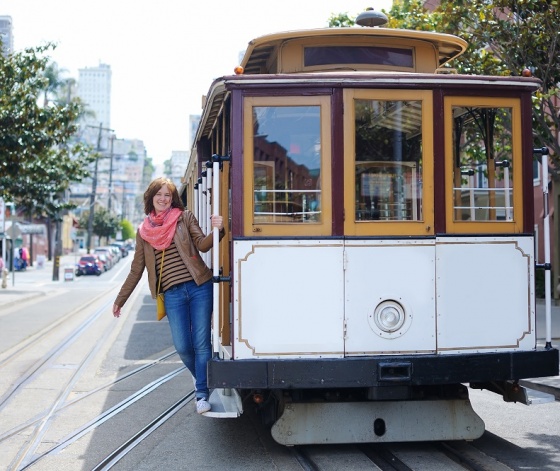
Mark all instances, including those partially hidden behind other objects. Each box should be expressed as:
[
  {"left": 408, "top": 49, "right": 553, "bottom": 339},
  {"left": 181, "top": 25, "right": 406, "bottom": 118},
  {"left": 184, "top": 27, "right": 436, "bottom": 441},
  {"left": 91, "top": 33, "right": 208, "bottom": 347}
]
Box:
[{"left": 356, "top": 7, "right": 388, "bottom": 27}]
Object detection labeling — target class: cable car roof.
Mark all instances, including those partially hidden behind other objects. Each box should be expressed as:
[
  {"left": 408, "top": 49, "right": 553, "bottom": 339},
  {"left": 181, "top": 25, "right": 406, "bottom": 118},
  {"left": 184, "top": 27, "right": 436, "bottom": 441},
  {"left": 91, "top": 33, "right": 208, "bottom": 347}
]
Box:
[{"left": 240, "top": 28, "right": 468, "bottom": 74}]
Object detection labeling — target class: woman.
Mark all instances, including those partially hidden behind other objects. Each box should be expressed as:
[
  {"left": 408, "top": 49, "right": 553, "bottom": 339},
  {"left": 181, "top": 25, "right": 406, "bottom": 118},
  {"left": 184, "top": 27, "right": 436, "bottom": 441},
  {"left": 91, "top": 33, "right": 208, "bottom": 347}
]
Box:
[{"left": 113, "top": 177, "right": 225, "bottom": 414}]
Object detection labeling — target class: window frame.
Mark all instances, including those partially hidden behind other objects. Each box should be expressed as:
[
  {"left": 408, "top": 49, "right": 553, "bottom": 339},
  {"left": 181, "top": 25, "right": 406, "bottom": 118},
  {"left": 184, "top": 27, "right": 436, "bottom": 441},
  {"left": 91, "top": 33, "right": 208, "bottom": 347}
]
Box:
[
  {"left": 242, "top": 95, "right": 332, "bottom": 237},
  {"left": 343, "top": 89, "right": 435, "bottom": 236},
  {"left": 444, "top": 96, "right": 524, "bottom": 234}
]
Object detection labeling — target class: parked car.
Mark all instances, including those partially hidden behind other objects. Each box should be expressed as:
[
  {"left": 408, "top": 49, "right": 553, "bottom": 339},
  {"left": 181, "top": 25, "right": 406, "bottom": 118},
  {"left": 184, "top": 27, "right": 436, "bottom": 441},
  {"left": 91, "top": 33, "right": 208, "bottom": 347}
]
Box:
[
  {"left": 106, "top": 245, "right": 122, "bottom": 263},
  {"left": 97, "top": 246, "right": 120, "bottom": 264},
  {"left": 93, "top": 248, "right": 115, "bottom": 270},
  {"left": 110, "top": 242, "right": 129, "bottom": 258},
  {"left": 75, "top": 256, "right": 103, "bottom": 276},
  {"left": 95, "top": 253, "right": 112, "bottom": 271}
]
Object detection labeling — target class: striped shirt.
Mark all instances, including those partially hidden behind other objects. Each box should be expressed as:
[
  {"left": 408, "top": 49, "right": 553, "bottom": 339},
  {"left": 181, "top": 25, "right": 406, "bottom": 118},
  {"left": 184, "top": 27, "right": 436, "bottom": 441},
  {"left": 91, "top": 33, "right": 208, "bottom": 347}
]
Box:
[{"left": 155, "top": 241, "right": 193, "bottom": 293}]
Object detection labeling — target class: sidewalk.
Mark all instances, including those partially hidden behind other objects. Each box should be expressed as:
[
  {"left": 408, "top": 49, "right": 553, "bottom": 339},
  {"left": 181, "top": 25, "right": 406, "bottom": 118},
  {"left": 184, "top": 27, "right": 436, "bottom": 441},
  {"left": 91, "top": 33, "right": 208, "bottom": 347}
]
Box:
[
  {"left": 0, "top": 253, "right": 81, "bottom": 308},
  {"left": 1, "top": 259, "right": 559, "bottom": 398}
]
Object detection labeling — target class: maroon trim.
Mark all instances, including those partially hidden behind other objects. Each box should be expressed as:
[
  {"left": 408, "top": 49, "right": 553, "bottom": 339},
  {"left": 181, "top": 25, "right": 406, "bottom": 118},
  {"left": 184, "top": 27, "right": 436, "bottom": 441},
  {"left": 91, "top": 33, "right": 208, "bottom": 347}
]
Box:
[
  {"left": 432, "top": 89, "right": 446, "bottom": 233},
  {"left": 230, "top": 89, "right": 244, "bottom": 238},
  {"left": 223, "top": 73, "right": 540, "bottom": 92},
  {"left": 223, "top": 81, "right": 537, "bottom": 238},
  {"left": 521, "top": 93, "right": 535, "bottom": 233},
  {"left": 331, "top": 89, "right": 344, "bottom": 235}
]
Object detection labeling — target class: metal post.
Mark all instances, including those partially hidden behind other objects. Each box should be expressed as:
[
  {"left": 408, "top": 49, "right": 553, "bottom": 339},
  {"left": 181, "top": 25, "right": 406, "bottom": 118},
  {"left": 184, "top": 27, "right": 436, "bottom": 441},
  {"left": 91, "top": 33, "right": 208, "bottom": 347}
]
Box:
[
  {"left": 535, "top": 147, "right": 552, "bottom": 349},
  {"left": 542, "top": 154, "right": 552, "bottom": 348},
  {"left": 52, "top": 217, "right": 62, "bottom": 281},
  {"left": 212, "top": 159, "right": 220, "bottom": 353},
  {"left": 108, "top": 135, "right": 115, "bottom": 212},
  {"left": 206, "top": 166, "right": 213, "bottom": 265},
  {"left": 87, "top": 123, "right": 103, "bottom": 254},
  {"left": 0, "top": 197, "right": 6, "bottom": 289},
  {"left": 85, "top": 123, "right": 113, "bottom": 253},
  {"left": 201, "top": 170, "right": 208, "bottom": 235}
]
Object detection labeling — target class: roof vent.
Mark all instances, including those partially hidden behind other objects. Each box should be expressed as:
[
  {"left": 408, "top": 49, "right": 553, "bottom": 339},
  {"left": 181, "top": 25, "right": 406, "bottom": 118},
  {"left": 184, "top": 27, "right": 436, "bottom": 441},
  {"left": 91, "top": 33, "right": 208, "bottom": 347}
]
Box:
[{"left": 356, "top": 7, "right": 388, "bottom": 27}]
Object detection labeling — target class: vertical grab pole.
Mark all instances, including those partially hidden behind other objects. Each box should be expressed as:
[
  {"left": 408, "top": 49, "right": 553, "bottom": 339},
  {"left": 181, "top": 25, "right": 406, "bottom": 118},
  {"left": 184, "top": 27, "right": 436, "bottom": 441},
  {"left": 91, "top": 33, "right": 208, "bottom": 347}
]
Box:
[
  {"left": 201, "top": 171, "right": 208, "bottom": 234},
  {"left": 469, "top": 172, "right": 475, "bottom": 221},
  {"left": 206, "top": 165, "right": 213, "bottom": 266},
  {"left": 541, "top": 152, "right": 552, "bottom": 348},
  {"left": 496, "top": 160, "right": 512, "bottom": 221},
  {"left": 212, "top": 158, "right": 221, "bottom": 353},
  {"left": 196, "top": 177, "right": 202, "bottom": 221},
  {"left": 194, "top": 183, "right": 199, "bottom": 221},
  {"left": 504, "top": 164, "right": 511, "bottom": 221},
  {"left": 461, "top": 169, "right": 475, "bottom": 220}
]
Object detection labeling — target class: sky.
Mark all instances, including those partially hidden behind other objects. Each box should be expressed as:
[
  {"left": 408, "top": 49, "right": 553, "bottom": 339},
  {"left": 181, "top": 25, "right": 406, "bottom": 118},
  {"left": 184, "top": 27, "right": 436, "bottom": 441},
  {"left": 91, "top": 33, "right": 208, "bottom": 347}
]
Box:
[{"left": 2, "top": 0, "right": 393, "bottom": 164}]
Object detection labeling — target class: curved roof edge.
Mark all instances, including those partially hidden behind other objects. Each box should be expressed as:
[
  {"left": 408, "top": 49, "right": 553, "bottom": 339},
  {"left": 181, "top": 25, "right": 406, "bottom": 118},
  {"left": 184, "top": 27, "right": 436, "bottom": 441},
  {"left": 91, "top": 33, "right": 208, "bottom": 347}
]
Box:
[{"left": 240, "top": 27, "right": 468, "bottom": 72}]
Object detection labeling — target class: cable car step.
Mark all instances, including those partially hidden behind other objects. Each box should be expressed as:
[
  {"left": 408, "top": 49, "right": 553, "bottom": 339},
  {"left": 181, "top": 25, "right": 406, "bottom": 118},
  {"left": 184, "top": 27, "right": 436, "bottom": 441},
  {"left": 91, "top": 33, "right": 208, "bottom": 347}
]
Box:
[{"left": 203, "top": 388, "right": 243, "bottom": 418}]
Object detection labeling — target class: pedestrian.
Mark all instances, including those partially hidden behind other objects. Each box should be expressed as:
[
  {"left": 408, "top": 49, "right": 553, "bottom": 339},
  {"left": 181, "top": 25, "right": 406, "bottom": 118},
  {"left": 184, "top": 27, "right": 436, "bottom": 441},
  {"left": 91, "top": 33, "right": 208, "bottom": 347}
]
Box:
[
  {"left": 113, "top": 177, "right": 225, "bottom": 414},
  {"left": 14, "top": 247, "right": 21, "bottom": 271},
  {"left": 20, "top": 247, "right": 29, "bottom": 269}
]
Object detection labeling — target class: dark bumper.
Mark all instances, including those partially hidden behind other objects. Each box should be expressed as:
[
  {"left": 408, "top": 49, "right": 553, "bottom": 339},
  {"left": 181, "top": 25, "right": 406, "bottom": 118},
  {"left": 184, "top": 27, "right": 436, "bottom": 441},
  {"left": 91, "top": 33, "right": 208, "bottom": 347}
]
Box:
[{"left": 208, "top": 349, "right": 559, "bottom": 389}]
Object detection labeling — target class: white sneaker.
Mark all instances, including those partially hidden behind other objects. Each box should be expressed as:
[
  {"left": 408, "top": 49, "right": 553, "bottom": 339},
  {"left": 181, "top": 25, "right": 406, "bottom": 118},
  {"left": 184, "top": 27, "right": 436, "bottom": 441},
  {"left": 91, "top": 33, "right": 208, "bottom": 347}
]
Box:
[{"left": 196, "top": 398, "right": 211, "bottom": 414}]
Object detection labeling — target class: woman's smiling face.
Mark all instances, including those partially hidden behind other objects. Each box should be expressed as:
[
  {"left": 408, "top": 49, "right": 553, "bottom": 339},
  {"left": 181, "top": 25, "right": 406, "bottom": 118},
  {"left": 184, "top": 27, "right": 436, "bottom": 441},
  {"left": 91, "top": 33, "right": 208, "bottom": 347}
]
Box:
[{"left": 153, "top": 184, "right": 172, "bottom": 214}]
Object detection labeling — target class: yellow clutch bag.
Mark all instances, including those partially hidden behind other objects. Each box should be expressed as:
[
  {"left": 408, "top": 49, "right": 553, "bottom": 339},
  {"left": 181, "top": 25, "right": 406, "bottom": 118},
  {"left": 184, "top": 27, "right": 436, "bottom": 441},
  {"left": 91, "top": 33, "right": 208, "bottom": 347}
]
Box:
[
  {"left": 156, "top": 293, "right": 166, "bottom": 321},
  {"left": 156, "top": 249, "right": 166, "bottom": 321}
]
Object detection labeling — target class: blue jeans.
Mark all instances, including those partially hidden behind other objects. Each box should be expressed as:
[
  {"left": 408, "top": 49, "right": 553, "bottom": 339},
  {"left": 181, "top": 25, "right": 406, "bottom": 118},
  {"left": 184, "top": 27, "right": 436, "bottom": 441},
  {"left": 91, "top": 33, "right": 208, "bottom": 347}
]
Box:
[{"left": 164, "top": 280, "right": 212, "bottom": 400}]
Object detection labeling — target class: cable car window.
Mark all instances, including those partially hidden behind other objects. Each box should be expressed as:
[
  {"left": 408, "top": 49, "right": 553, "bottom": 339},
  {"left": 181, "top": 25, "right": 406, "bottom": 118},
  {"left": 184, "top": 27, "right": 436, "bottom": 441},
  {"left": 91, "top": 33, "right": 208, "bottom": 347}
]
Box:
[
  {"left": 451, "top": 106, "right": 514, "bottom": 222},
  {"left": 252, "top": 105, "right": 322, "bottom": 224},
  {"left": 304, "top": 46, "right": 413, "bottom": 68},
  {"left": 353, "top": 99, "right": 423, "bottom": 222}
]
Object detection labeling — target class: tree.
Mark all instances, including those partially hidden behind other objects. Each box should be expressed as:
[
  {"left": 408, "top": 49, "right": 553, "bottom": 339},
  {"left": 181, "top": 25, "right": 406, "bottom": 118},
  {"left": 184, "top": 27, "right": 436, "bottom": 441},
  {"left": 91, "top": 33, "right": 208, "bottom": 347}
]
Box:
[
  {"left": 79, "top": 208, "right": 121, "bottom": 245},
  {"left": 0, "top": 44, "right": 95, "bottom": 219},
  {"left": 459, "top": 0, "right": 560, "bottom": 160},
  {"left": 329, "top": 1, "right": 560, "bottom": 165},
  {"left": 120, "top": 219, "right": 136, "bottom": 241},
  {"left": 327, "top": 11, "right": 355, "bottom": 28}
]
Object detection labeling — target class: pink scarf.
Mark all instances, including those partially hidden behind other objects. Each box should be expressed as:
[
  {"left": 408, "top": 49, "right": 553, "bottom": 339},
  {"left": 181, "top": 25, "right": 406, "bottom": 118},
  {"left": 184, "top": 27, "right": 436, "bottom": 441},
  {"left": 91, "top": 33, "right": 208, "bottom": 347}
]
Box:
[{"left": 139, "top": 207, "right": 182, "bottom": 250}]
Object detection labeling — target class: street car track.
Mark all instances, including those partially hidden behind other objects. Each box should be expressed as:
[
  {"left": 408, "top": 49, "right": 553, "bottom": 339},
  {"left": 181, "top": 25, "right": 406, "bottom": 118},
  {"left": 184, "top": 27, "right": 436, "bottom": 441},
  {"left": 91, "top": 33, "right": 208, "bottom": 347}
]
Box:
[
  {"left": 292, "top": 441, "right": 518, "bottom": 471},
  {"left": 19, "top": 369, "right": 192, "bottom": 470},
  {"left": 0, "top": 350, "right": 179, "bottom": 442},
  {"left": 0, "top": 298, "right": 115, "bottom": 409},
  {"left": 0, "top": 277, "right": 184, "bottom": 471},
  {"left": 0, "top": 288, "right": 110, "bottom": 370},
  {"left": 89, "top": 391, "right": 196, "bottom": 471}
]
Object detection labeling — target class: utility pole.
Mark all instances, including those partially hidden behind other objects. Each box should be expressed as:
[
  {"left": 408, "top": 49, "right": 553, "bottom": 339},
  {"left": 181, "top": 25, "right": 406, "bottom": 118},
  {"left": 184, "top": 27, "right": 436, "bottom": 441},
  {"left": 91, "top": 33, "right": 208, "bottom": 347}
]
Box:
[
  {"left": 108, "top": 135, "right": 115, "bottom": 212},
  {"left": 0, "top": 197, "right": 6, "bottom": 288},
  {"left": 86, "top": 123, "right": 113, "bottom": 253},
  {"left": 51, "top": 198, "right": 63, "bottom": 281},
  {"left": 51, "top": 84, "right": 75, "bottom": 281}
]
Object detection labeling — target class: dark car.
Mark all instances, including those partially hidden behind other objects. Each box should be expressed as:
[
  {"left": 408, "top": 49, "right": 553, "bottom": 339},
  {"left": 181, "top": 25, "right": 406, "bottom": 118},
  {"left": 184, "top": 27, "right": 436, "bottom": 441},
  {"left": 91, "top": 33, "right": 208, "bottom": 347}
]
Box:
[{"left": 75, "top": 255, "right": 103, "bottom": 276}]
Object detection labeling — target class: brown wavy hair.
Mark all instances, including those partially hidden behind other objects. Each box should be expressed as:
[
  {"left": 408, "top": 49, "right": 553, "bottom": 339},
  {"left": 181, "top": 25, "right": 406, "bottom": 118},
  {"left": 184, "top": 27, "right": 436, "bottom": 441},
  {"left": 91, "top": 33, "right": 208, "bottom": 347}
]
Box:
[{"left": 143, "top": 177, "right": 185, "bottom": 215}]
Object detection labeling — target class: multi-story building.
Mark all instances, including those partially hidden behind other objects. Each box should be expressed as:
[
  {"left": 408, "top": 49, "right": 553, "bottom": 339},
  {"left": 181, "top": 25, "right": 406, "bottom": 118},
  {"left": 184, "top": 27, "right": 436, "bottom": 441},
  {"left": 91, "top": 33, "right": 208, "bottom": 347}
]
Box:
[
  {"left": 66, "top": 63, "right": 149, "bottom": 251},
  {"left": 169, "top": 151, "right": 189, "bottom": 189},
  {"left": 0, "top": 15, "right": 13, "bottom": 55},
  {"left": 189, "top": 115, "right": 201, "bottom": 148},
  {"left": 68, "top": 136, "right": 146, "bottom": 251},
  {"left": 78, "top": 63, "right": 112, "bottom": 129}
]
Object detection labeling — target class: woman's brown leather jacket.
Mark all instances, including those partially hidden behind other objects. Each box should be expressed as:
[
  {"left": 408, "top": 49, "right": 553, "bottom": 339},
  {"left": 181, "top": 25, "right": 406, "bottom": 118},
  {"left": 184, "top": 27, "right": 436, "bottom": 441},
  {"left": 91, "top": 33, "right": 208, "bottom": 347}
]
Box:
[{"left": 114, "top": 210, "right": 224, "bottom": 308}]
